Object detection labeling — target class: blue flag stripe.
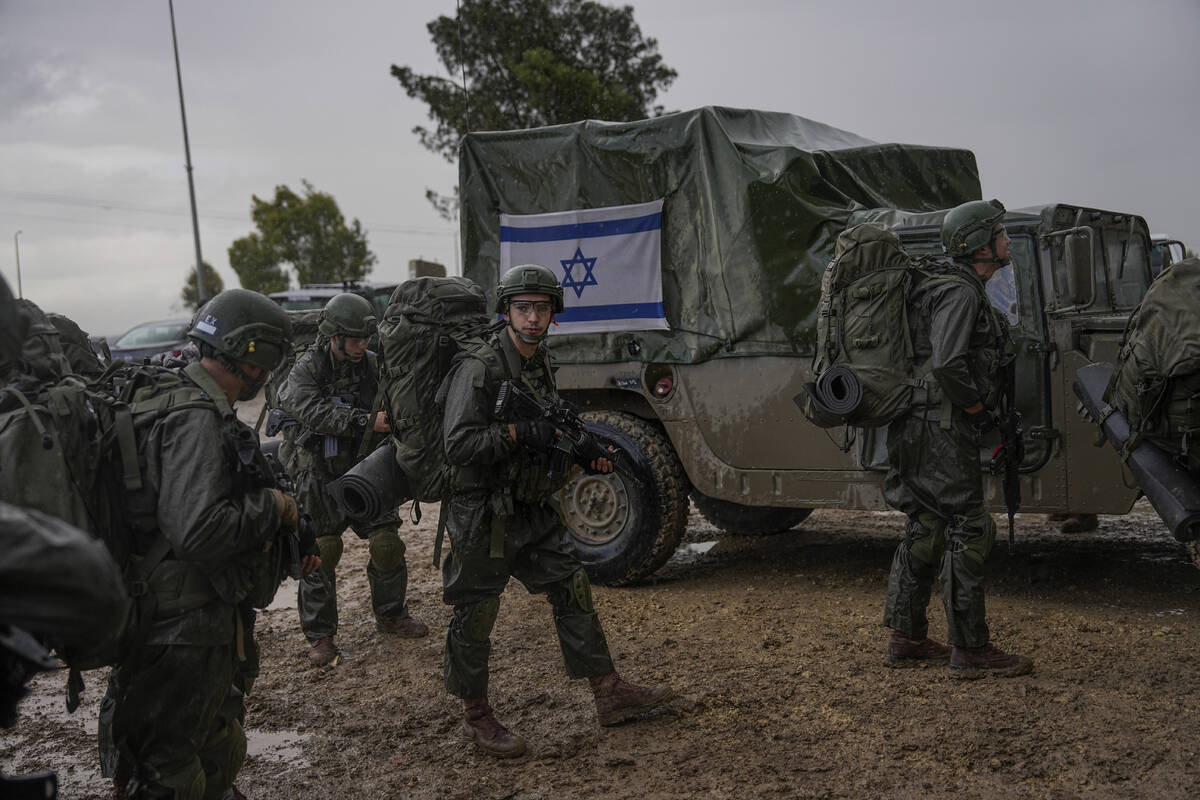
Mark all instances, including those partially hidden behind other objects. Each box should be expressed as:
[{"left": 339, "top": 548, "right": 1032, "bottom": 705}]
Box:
[
  {"left": 556, "top": 302, "right": 666, "bottom": 323},
  {"left": 500, "top": 212, "right": 662, "bottom": 243}
]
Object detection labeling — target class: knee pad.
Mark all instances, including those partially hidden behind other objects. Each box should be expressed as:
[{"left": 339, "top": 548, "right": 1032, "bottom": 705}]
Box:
[
  {"left": 552, "top": 568, "right": 595, "bottom": 615},
  {"left": 200, "top": 717, "right": 245, "bottom": 800},
  {"left": 367, "top": 530, "right": 406, "bottom": 572},
  {"left": 152, "top": 759, "right": 206, "bottom": 800},
  {"left": 458, "top": 597, "right": 500, "bottom": 643},
  {"left": 948, "top": 511, "right": 996, "bottom": 567},
  {"left": 316, "top": 535, "right": 343, "bottom": 572},
  {"left": 906, "top": 515, "right": 947, "bottom": 568}
]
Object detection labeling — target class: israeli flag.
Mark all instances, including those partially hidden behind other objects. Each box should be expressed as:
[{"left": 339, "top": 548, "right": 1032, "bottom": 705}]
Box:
[{"left": 500, "top": 199, "right": 668, "bottom": 335}]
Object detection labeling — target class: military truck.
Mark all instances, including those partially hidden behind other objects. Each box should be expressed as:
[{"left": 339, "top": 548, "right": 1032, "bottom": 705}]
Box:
[{"left": 458, "top": 106, "right": 1153, "bottom": 585}]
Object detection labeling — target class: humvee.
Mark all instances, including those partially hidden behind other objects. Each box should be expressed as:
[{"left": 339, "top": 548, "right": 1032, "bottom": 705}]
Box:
[{"left": 458, "top": 106, "right": 1152, "bottom": 584}]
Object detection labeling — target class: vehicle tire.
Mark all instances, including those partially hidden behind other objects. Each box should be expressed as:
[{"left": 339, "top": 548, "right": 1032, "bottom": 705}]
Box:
[
  {"left": 692, "top": 492, "right": 812, "bottom": 536},
  {"left": 555, "top": 411, "right": 689, "bottom": 586}
]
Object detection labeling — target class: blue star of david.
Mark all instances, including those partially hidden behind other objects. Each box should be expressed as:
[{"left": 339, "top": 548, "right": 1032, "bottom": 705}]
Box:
[{"left": 560, "top": 247, "right": 598, "bottom": 299}]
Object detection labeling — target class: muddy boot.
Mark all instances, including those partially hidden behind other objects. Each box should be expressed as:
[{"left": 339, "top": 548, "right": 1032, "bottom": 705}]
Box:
[
  {"left": 308, "top": 636, "right": 338, "bottom": 667},
  {"left": 376, "top": 614, "right": 429, "bottom": 638},
  {"left": 950, "top": 644, "right": 1033, "bottom": 679},
  {"left": 884, "top": 629, "right": 951, "bottom": 668},
  {"left": 1059, "top": 513, "right": 1099, "bottom": 533},
  {"left": 462, "top": 699, "right": 527, "bottom": 758},
  {"left": 589, "top": 672, "right": 675, "bottom": 726}
]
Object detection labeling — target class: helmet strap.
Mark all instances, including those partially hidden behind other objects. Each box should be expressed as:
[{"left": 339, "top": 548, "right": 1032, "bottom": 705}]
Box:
[
  {"left": 507, "top": 318, "right": 549, "bottom": 345},
  {"left": 215, "top": 351, "right": 269, "bottom": 401}
]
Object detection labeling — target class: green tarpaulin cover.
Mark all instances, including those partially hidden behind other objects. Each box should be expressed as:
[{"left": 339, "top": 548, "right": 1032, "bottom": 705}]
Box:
[{"left": 459, "top": 106, "right": 981, "bottom": 364}]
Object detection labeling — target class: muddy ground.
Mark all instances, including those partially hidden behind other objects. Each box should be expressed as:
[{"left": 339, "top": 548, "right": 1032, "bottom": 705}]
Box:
[{"left": 4, "top": 494, "right": 1200, "bottom": 799}]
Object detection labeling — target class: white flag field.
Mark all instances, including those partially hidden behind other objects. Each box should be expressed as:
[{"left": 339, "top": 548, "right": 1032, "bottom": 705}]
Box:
[{"left": 499, "top": 199, "right": 668, "bottom": 335}]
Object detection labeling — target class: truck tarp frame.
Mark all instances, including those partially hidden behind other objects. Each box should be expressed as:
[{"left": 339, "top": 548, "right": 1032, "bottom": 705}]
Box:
[{"left": 459, "top": 106, "right": 982, "bottom": 365}]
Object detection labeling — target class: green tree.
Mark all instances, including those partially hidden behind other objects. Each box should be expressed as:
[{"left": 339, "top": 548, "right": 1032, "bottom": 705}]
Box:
[
  {"left": 391, "top": 0, "right": 676, "bottom": 217},
  {"left": 228, "top": 181, "right": 376, "bottom": 291},
  {"left": 179, "top": 261, "right": 225, "bottom": 311}
]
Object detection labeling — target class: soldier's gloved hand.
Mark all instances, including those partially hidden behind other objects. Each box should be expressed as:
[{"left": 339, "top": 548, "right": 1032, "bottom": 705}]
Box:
[
  {"left": 514, "top": 420, "right": 558, "bottom": 449},
  {"left": 964, "top": 407, "right": 998, "bottom": 435},
  {"left": 268, "top": 488, "right": 300, "bottom": 531},
  {"left": 297, "top": 516, "right": 318, "bottom": 557}
]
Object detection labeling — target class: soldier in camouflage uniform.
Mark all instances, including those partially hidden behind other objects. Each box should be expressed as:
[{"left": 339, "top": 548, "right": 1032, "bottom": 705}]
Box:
[
  {"left": 881, "top": 200, "right": 1033, "bottom": 678},
  {"left": 440, "top": 264, "right": 674, "bottom": 759},
  {"left": 279, "top": 293, "right": 427, "bottom": 667},
  {"left": 102, "top": 289, "right": 318, "bottom": 799}
]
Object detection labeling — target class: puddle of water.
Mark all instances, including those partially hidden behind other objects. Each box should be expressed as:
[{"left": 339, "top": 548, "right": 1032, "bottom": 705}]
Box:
[
  {"left": 1150, "top": 608, "right": 1186, "bottom": 617},
  {"left": 246, "top": 729, "right": 310, "bottom": 765},
  {"left": 667, "top": 540, "right": 718, "bottom": 567},
  {"left": 265, "top": 578, "right": 301, "bottom": 612}
]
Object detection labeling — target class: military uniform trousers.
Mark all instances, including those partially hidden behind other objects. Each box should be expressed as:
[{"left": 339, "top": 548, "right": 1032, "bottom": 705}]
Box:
[
  {"left": 294, "top": 464, "right": 410, "bottom": 640},
  {"left": 441, "top": 490, "right": 615, "bottom": 699},
  {"left": 100, "top": 608, "right": 248, "bottom": 800},
  {"left": 882, "top": 411, "right": 997, "bottom": 649}
]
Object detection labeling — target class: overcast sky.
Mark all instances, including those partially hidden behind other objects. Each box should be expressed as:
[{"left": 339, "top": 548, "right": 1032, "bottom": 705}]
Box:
[{"left": 2, "top": 0, "right": 1197, "bottom": 336}]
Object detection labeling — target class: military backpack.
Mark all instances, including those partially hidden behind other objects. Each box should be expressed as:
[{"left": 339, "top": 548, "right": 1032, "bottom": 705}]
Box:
[
  {"left": 800, "top": 222, "right": 952, "bottom": 429},
  {"left": 1105, "top": 256, "right": 1200, "bottom": 454},
  {"left": 377, "top": 276, "right": 497, "bottom": 501}
]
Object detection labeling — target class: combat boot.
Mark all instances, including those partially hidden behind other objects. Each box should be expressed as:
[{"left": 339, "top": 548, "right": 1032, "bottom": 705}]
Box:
[
  {"left": 589, "top": 672, "right": 674, "bottom": 726},
  {"left": 308, "top": 636, "right": 338, "bottom": 667},
  {"left": 462, "top": 699, "right": 527, "bottom": 758},
  {"left": 950, "top": 643, "right": 1033, "bottom": 679},
  {"left": 111, "top": 778, "right": 128, "bottom": 800},
  {"left": 376, "top": 614, "right": 429, "bottom": 638},
  {"left": 884, "top": 629, "right": 951, "bottom": 668}
]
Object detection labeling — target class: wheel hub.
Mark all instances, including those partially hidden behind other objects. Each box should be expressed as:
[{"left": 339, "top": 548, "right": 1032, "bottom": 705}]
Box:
[{"left": 559, "top": 470, "right": 630, "bottom": 545}]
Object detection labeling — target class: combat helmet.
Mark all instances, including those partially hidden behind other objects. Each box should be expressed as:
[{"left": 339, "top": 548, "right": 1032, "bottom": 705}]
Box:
[
  {"left": 318, "top": 292, "right": 377, "bottom": 338},
  {"left": 188, "top": 288, "right": 293, "bottom": 373},
  {"left": 494, "top": 264, "right": 565, "bottom": 314},
  {"left": 941, "top": 199, "right": 1007, "bottom": 256}
]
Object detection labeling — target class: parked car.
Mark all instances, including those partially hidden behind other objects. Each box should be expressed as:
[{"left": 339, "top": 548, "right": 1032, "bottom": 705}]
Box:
[
  {"left": 109, "top": 318, "right": 191, "bottom": 361},
  {"left": 268, "top": 281, "right": 399, "bottom": 319}
]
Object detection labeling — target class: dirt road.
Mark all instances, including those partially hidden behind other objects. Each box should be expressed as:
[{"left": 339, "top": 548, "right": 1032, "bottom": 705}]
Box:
[{"left": 4, "top": 497, "right": 1200, "bottom": 799}]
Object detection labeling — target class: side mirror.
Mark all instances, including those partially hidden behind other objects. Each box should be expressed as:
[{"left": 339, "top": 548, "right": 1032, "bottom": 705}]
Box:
[{"left": 1064, "top": 231, "right": 1095, "bottom": 306}]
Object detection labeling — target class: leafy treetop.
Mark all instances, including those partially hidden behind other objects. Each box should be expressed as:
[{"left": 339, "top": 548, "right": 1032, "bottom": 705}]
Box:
[{"left": 227, "top": 181, "right": 376, "bottom": 294}]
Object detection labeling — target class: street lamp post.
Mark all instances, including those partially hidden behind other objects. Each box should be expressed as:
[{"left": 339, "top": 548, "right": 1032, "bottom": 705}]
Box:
[{"left": 13, "top": 230, "right": 22, "bottom": 299}]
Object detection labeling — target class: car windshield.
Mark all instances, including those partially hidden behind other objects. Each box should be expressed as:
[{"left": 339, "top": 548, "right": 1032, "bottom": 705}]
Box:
[
  {"left": 116, "top": 321, "right": 189, "bottom": 348},
  {"left": 277, "top": 299, "right": 327, "bottom": 311}
]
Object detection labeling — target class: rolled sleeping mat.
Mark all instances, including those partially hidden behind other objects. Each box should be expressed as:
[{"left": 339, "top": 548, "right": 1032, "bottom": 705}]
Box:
[
  {"left": 1074, "top": 362, "right": 1200, "bottom": 542},
  {"left": 808, "top": 363, "right": 864, "bottom": 418},
  {"left": 326, "top": 439, "right": 411, "bottom": 522}
]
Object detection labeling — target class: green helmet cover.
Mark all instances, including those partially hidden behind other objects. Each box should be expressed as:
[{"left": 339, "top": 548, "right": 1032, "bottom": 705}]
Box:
[
  {"left": 941, "top": 199, "right": 1007, "bottom": 256},
  {"left": 494, "top": 264, "right": 565, "bottom": 314},
  {"left": 188, "top": 288, "right": 293, "bottom": 371},
  {"left": 318, "top": 292, "right": 377, "bottom": 338}
]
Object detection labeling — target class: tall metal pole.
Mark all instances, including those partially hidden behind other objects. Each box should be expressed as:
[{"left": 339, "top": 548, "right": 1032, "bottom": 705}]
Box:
[
  {"left": 169, "top": 0, "right": 206, "bottom": 304},
  {"left": 13, "top": 230, "right": 22, "bottom": 299}
]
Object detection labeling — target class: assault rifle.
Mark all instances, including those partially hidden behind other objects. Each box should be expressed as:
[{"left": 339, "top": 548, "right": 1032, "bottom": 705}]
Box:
[
  {"left": 492, "top": 380, "right": 642, "bottom": 488},
  {"left": 987, "top": 355, "right": 1023, "bottom": 553}
]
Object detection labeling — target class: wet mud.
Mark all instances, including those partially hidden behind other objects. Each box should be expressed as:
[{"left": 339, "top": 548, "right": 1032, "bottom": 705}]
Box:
[{"left": 4, "top": 496, "right": 1200, "bottom": 799}]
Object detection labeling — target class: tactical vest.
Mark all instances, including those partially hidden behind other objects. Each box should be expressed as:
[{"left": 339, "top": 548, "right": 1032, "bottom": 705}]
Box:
[
  {"left": 286, "top": 345, "right": 381, "bottom": 476},
  {"left": 123, "top": 362, "right": 284, "bottom": 619},
  {"left": 908, "top": 260, "right": 1011, "bottom": 414},
  {"left": 449, "top": 333, "right": 566, "bottom": 503}
]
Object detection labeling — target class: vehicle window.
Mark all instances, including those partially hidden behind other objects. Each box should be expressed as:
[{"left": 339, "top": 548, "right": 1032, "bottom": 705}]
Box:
[
  {"left": 1103, "top": 229, "right": 1151, "bottom": 309},
  {"left": 986, "top": 265, "right": 1018, "bottom": 325},
  {"left": 278, "top": 299, "right": 326, "bottom": 311},
  {"left": 116, "top": 322, "right": 188, "bottom": 347},
  {"left": 374, "top": 290, "right": 393, "bottom": 318}
]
